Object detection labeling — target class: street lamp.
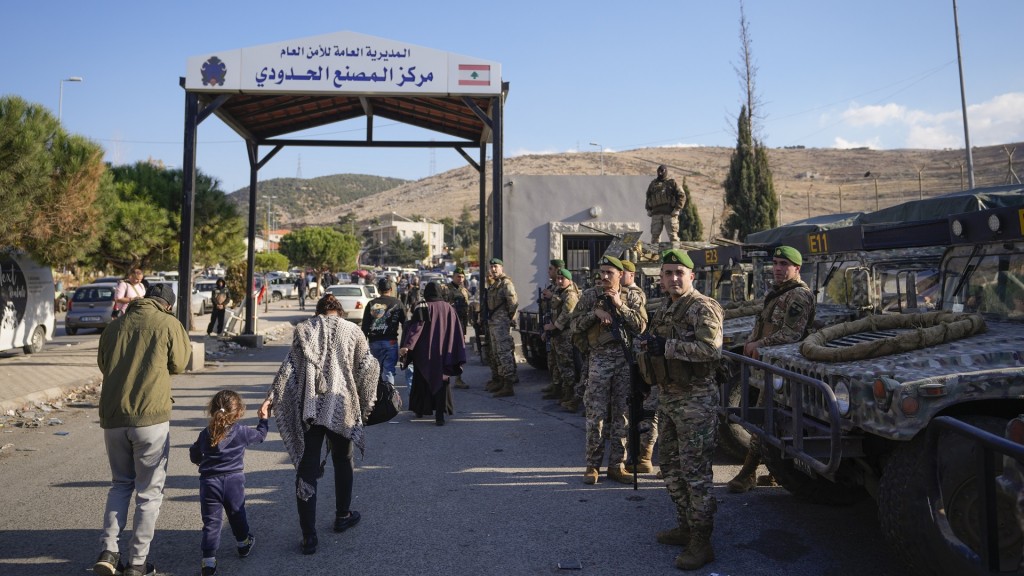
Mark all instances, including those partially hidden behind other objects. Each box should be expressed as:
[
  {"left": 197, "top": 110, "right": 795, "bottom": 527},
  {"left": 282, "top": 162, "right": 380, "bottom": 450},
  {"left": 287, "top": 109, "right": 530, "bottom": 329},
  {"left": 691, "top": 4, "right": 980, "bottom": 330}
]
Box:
[
  {"left": 58, "top": 76, "right": 83, "bottom": 122},
  {"left": 589, "top": 142, "right": 604, "bottom": 175}
]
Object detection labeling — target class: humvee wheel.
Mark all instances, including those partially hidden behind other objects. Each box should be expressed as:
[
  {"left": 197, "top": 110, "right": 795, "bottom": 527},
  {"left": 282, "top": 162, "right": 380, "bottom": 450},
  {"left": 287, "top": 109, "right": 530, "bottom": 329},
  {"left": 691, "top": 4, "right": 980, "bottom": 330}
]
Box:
[
  {"left": 523, "top": 334, "right": 548, "bottom": 370},
  {"left": 879, "top": 415, "right": 1022, "bottom": 574},
  {"left": 717, "top": 374, "right": 757, "bottom": 461},
  {"left": 763, "top": 446, "right": 868, "bottom": 506}
]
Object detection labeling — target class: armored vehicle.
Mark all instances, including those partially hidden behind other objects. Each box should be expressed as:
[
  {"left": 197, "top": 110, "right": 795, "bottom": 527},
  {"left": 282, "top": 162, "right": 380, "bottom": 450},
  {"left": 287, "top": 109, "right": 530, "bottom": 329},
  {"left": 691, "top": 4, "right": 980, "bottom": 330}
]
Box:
[{"left": 723, "top": 203, "right": 1024, "bottom": 574}]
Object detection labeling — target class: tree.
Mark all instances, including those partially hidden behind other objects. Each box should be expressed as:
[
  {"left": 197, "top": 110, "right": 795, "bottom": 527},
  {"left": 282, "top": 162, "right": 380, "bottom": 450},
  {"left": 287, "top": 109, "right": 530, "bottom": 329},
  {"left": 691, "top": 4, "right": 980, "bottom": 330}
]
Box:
[
  {"left": 254, "top": 252, "right": 289, "bottom": 272},
  {"left": 721, "top": 3, "right": 778, "bottom": 241},
  {"left": 0, "top": 96, "right": 108, "bottom": 267},
  {"left": 676, "top": 178, "right": 704, "bottom": 242},
  {"left": 279, "top": 226, "right": 360, "bottom": 272}
]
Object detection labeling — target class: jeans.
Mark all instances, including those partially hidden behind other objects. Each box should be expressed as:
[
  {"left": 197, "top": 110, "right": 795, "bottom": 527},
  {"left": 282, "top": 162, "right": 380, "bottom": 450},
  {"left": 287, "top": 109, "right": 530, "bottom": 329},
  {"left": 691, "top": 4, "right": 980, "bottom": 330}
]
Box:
[{"left": 369, "top": 339, "right": 398, "bottom": 385}]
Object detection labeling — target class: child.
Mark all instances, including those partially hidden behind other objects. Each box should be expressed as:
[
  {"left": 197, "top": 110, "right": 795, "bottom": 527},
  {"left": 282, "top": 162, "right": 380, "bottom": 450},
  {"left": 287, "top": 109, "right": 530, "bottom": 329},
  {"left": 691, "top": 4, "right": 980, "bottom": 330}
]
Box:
[{"left": 189, "top": 390, "right": 269, "bottom": 576}]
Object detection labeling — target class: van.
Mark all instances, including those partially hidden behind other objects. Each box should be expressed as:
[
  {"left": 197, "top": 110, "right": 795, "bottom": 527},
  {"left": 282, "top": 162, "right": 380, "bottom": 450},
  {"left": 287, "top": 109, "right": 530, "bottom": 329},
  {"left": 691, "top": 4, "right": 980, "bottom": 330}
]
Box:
[{"left": 0, "top": 251, "right": 55, "bottom": 354}]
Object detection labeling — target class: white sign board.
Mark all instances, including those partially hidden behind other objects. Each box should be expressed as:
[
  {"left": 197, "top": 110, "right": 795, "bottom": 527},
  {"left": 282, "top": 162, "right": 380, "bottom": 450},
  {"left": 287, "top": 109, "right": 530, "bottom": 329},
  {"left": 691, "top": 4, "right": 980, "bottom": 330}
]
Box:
[{"left": 185, "top": 31, "right": 501, "bottom": 96}]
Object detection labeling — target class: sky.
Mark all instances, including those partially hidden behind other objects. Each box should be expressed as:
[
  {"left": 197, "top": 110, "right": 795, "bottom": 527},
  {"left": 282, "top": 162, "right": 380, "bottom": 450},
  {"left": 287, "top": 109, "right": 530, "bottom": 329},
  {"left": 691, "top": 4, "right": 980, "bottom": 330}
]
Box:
[{"left": 5, "top": 1, "right": 1023, "bottom": 194}]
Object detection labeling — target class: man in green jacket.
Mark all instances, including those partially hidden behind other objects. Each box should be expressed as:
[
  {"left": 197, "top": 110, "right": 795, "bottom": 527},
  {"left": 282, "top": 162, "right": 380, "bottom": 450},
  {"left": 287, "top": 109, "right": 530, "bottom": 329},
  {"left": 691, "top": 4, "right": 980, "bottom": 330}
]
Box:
[{"left": 93, "top": 284, "right": 191, "bottom": 576}]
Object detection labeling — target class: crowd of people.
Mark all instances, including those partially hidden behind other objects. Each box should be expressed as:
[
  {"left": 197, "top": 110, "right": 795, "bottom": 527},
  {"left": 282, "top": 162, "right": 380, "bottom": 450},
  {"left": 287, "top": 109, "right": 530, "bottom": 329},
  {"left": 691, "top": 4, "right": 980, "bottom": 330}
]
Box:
[{"left": 89, "top": 241, "right": 815, "bottom": 573}]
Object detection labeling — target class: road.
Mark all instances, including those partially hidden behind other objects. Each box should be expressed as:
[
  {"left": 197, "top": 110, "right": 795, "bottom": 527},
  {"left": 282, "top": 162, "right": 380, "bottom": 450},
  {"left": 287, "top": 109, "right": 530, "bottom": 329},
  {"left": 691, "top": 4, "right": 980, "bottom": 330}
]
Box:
[{"left": 0, "top": 307, "right": 906, "bottom": 576}]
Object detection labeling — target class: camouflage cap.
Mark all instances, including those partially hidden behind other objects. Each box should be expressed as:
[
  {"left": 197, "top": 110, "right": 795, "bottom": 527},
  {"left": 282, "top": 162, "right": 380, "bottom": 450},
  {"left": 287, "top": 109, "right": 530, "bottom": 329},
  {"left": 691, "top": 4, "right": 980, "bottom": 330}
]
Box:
[
  {"left": 773, "top": 245, "right": 802, "bottom": 266},
  {"left": 550, "top": 258, "right": 565, "bottom": 268},
  {"left": 489, "top": 258, "right": 503, "bottom": 266},
  {"left": 661, "top": 249, "right": 694, "bottom": 268},
  {"left": 599, "top": 255, "right": 624, "bottom": 270},
  {"left": 621, "top": 260, "right": 636, "bottom": 273},
  {"left": 453, "top": 267, "right": 465, "bottom": 275},
  {"left": 557, "top": 268, "right": 573, "bottom": 280}
]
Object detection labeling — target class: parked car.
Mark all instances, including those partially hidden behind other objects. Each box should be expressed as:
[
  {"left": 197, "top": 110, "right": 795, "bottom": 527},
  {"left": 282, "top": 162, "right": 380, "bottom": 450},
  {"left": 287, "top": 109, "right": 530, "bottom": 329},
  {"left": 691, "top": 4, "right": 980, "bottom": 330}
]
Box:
[
  {"left": 65, "top": 283, "right": 117, "bottom": 335},
  {"left": 267, "top": 276, "right": 297, "bottom": 301},
  {"left": 324, "top": 284, "right": 379, "bottom": 322},
  {"left": 192, "top": 280, "right": 218, "bottom": 315}
]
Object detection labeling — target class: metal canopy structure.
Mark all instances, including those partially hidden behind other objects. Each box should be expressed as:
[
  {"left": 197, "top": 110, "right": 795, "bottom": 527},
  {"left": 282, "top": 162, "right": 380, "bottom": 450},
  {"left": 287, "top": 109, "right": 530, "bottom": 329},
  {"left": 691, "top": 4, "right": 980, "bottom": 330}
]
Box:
[{"left": 177, "top": 31, "right": 507, "bottom": 340}]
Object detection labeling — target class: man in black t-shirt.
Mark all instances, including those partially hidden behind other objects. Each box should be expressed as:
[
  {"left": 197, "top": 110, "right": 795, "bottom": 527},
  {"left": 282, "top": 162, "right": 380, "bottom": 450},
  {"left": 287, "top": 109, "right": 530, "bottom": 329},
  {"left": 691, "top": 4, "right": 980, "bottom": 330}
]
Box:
[{"left": 361, "top": 278, "right": 408, "bottom": 385}]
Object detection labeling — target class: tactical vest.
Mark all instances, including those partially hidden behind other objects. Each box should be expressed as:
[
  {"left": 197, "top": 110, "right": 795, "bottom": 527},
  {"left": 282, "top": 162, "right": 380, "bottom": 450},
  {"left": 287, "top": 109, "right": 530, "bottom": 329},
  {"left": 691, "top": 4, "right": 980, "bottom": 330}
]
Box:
[
  {"left": 639, "top": 294, "right": 715, "bottom": 388},
  {"left": 487, "top": 277, "right": 512, "bottom": 316},
  {"left": 586, "top": 291, "right": 621, "bottom": 349}
]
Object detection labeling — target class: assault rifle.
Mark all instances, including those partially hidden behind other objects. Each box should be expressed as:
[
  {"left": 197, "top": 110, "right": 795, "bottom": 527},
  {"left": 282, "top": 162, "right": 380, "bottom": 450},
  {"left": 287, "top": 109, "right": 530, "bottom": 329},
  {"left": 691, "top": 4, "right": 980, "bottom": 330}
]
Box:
[{"left": 603, "top": 294, "right": 653, "bottom": 490}]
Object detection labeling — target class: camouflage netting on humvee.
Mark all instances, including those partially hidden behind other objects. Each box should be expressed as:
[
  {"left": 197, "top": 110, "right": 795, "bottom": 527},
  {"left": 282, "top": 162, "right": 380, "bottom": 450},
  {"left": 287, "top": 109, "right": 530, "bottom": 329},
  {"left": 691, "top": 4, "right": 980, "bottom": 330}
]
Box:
[{"left": 799, "top": 311, "right": 986, "bottom": 362}]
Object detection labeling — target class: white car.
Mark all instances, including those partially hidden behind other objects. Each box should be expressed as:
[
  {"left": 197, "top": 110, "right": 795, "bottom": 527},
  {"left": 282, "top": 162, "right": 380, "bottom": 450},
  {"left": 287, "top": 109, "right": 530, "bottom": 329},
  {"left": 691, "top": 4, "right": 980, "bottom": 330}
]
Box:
[
  {"left": 324, "top": 284, "right": 379, "bottom": 322},
  {"left": 191, "top": 280, "right": 218, "bottom": 315}
]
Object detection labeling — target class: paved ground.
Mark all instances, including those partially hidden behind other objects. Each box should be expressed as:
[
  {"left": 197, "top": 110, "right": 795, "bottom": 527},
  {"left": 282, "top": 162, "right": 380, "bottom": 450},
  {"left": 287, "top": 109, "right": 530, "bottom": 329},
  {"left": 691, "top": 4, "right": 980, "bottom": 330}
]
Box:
[{"left": 0, "top": 303, "right": 906, "bottom": 576}]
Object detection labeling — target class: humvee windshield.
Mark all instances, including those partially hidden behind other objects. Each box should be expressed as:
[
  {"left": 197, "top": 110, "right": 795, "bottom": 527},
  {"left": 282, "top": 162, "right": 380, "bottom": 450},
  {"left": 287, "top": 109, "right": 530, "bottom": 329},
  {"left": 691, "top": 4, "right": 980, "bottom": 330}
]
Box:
[{"left": 943, "top": 244, "right": 1024, "bottom": 318}]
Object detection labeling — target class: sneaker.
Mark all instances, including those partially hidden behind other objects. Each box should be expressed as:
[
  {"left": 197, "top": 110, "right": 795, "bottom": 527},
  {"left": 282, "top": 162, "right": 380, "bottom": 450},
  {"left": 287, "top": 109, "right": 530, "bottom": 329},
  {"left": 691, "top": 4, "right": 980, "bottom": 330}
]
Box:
[
  {"left": 201, "top": 561, "right": 217, "bottom": 576},
  {"left": 301, "top": 533, "right": 318, "bottom": 555},
  {"left": 333, "top": 510, "right": 361, "bottom": 532},
  {"left": 122, "top": 563, "right": 156, "bottom": 576},
  {"left": 93, "top": 550, "right": 120, "bottom": 576},
  {"left": 237, "top": 533, "right": 255, "bottom": 557}
]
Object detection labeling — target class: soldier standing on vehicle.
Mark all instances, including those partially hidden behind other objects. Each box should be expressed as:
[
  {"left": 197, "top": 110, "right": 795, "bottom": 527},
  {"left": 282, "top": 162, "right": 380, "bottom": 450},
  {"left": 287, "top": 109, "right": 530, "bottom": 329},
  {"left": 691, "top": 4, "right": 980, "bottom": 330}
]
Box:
[
  {"left": 570, "top": 256, "right": 647, "bottom": 485},
  {"left": 545, "top": 267, "right": 580, "bottom": 409},
  {"left": 447, "top": 267, "right": 472, "bottom": 389},
  {"left": 483, "top": 258, "right": 519, "bottom": 398},
  {"left": 640, "top": 249, "right": 723, "bottom": 570},
  {"left": 727, "top": 245, "right": 816, "bottom": 493},
  {"left": 646, "top": 165, "right": 685, "bottom": 244},
  {"left": 540, "top": 259, "right": 564, "bottom": 401}
]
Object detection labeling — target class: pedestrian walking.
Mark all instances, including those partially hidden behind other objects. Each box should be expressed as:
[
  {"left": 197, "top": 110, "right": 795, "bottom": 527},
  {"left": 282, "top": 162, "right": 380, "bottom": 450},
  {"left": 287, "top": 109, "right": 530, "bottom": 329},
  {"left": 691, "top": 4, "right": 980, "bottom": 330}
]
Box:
[
  {"left": 189, "top": 390, "right": 268, "bottom": 575},
  {"left": 259, "top": 293, "right": 379, "bottom": 555},
  {"left": 295, "top": 274, "right": 308, "bottom": 311},
  {"left": 93, "top": 284, "right": 191, "bottom": 576},
  {"left": 361, "top": 278, "right": 407, "bottom": 386}
]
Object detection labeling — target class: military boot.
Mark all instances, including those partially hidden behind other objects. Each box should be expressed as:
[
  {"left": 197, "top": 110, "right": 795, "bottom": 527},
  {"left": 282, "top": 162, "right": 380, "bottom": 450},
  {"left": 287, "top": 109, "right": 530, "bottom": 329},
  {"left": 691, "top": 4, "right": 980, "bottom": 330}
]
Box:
[
  {"left": 540, "top": 382, "right": 556, "bottom": 395},
  {"left": 485, "top": 377, "right": 503, "bottom": 393},
  {"left": 726, "top": 451, "right": 759, "bottom": 494},
  {"left": 542, "top": 383, "right": 563, "bottom": 400},
  {"left": 491, "top": 382, "right": 514, "bottom": 398},
  {"left": 656, "top": 524, "right": 691, "bottom": 546},
  {"left": 606, "top": 463, "right": 633, "bottom": 485},
  {"left": 582, "top": 466, "right": 599, "bottom": 485},
  {"left": 626, "top": 445, "right": 655, "bottom": 474},
  {"left": 674, "top": 528, "right": 714, "bottom": 570}
]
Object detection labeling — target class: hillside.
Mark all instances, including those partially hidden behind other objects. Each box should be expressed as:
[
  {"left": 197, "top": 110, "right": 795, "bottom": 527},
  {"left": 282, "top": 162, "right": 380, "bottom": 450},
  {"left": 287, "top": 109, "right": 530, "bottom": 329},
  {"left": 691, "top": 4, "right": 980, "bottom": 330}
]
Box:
[
  {"left": 236, "top": 143, "right": 1022, "bottom": 238},
  {"left": 227, "top": 173, "right": 408, "bottom": 225}
]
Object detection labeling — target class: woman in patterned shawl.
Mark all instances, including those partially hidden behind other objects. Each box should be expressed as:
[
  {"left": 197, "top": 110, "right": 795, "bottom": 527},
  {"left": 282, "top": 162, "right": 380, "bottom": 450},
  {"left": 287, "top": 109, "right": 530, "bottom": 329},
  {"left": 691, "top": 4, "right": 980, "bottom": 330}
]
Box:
[{"left": 260, "top": 293, "right": 380, "bottom": 555}]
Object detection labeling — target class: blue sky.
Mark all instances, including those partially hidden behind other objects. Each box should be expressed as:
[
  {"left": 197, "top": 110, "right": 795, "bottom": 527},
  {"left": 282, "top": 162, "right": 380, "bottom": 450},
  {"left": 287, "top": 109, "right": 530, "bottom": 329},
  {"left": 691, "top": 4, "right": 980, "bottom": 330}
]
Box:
[{"left": 5, "top": 1, "right": 1022, "bottom": 193}]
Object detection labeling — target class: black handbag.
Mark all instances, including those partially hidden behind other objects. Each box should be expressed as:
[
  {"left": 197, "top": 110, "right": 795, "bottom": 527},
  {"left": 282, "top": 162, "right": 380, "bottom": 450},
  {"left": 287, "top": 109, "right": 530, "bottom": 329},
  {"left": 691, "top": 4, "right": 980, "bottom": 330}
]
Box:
[{"left": 366, "top": 378, "right": 402, "bottom": 425}]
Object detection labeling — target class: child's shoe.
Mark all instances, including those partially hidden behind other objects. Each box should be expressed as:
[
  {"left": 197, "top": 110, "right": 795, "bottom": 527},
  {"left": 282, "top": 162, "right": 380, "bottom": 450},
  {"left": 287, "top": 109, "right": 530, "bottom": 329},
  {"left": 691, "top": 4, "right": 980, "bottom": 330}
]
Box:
[
  {"left": 237, "top": 533, "right": 255, "bottom": 557},
  {"left": 200, "top": 559, "right": 217, "bottom": 576}
]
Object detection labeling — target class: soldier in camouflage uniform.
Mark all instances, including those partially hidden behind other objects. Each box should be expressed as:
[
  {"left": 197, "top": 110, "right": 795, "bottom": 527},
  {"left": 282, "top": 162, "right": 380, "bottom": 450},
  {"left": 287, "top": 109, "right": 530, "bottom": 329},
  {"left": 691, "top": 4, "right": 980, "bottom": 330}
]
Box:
[
  {"left": 641, "top": 249, "right": 723, "bottom": 571},
  {"left": 570, "top": 256, "right": 648, "bottom": 485},
  {"left": 621, "top": 259, "right": 659, "bottom": 474},
  {"left": 727, "top": 245, "right": 816, "bottom": 493},
  {"left": 483, "top": 258, "right": 519, "bottom": 398},
  {"left": 540, "top": 259, "right": 565, "bottom": 400},
  {"left": 545, "top": 268, "right": 579, "bottom": 408},
  {"left": 645, "top": 165, "right": 685, "bottom": 244},
  {"left": 447, "top": 267, "right": 472, "bottom": 389}
]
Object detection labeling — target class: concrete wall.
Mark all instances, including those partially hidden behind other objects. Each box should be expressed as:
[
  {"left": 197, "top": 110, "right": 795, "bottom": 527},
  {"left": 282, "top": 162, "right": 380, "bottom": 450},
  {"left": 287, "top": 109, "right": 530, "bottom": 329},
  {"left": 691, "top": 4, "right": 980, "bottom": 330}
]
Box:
[{"left": 497, "top": 175, "right": 652, "bottom": 309}]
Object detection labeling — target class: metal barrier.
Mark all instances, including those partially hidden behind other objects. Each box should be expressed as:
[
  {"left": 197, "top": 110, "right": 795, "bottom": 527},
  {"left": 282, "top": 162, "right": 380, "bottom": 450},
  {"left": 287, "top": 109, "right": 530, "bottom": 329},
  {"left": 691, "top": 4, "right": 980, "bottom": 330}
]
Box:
[
  {"left": 927, "top": 415, "right": 1024, "bottom": 573},
  {"left": 719, "top": 349, "right": 844, "bottom": 478}
]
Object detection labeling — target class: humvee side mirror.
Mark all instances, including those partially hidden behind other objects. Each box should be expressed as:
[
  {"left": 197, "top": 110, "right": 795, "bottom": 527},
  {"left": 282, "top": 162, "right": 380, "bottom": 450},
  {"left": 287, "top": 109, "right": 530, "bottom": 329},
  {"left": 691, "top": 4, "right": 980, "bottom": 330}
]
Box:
[{"left": 848, "top": 267, "right": 870, "bottom": 308}]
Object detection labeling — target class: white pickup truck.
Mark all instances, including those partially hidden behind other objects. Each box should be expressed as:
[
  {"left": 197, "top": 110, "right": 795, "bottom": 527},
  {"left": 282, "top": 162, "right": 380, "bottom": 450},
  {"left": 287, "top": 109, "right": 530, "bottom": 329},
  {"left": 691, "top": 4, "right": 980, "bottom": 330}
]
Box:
[{"left": 0, "top": 251, "right": 55, "bottom": 354}]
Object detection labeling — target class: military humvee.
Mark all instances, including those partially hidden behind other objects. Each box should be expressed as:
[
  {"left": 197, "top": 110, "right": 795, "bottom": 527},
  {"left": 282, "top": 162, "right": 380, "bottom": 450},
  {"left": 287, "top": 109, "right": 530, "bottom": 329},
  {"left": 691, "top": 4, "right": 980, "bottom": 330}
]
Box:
[{"left": 723, "top": 203, "right": 1024, "bottom": 574}]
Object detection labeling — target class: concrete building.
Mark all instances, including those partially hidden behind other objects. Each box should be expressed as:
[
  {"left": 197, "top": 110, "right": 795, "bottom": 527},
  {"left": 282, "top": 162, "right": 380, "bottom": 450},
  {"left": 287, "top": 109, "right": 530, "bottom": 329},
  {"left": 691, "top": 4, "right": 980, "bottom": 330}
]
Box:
[{"left": 368, "top": 213, "right": 446, "bottom": 266}]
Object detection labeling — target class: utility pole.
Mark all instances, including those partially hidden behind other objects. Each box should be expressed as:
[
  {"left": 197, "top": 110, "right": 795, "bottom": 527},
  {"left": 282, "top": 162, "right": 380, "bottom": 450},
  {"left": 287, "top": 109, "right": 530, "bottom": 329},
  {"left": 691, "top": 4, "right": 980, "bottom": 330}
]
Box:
[{"left": 952, "top": 0, "right": 976, "bottom": 189}]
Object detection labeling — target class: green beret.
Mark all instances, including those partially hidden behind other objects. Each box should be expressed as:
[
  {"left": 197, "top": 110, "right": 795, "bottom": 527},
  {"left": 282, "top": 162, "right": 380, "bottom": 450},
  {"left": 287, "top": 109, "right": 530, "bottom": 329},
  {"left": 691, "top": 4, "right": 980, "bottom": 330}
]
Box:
[
  {"left": 661, "top": 249, "right": 694, "bottom": 268},
  {"left": 454, "top": 267, "right": 465, "bottom": 274},
  {"left": 550, "top": 259, "right": 565, "bottom": 269},
  {"left": 557, "top": 268, "right": 573, "bottom": 281},
  {"left": 489, "top": 258, "right": 503, "bottom": 266},
  {"left": 773, "top": 245, "right": 802, "bottom": 266},
  {"left": 599, "top": 255, "right": 623, "bottom": 270},
  {"left": 621, "top": 260, "right": 636, "bottom": 273}
]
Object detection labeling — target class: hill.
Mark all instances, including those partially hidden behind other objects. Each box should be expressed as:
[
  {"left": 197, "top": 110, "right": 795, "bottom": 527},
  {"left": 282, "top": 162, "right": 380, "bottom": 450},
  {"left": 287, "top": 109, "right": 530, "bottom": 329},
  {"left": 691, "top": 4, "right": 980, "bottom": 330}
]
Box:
[
  {"left": 227, "top": 173, "right": 408, "bottom": 226},
  {"left": 236, "top": 143, "right": 1023, "bottom": 238}
]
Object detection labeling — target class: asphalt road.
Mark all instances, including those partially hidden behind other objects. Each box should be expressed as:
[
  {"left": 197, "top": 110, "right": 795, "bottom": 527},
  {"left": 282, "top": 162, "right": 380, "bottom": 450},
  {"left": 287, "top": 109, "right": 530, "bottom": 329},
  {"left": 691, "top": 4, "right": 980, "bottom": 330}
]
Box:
[{"left": 0, "top": 308, "right": 906, "bottom": 576}]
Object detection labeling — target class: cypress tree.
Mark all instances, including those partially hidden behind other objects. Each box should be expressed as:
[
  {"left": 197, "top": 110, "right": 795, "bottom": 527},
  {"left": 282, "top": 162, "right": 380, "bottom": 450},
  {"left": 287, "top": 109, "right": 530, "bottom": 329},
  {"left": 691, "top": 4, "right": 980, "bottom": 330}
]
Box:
[{"left": 677, "top": 178, "right": 704, "bottom": 242}]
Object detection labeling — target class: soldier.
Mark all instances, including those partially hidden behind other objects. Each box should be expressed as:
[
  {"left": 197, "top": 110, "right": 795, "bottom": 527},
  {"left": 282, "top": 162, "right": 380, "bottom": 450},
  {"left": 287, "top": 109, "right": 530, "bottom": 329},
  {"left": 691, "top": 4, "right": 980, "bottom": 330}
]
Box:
[
  {"left": 447, "top": 267, "right": 472, "bottom": 389},
  {"left": 483, "top": 258, "right": 519, "bottom": 398},
  {"left": 727, "top": 245, "right": 816, "bottom": 493},
  {"left": 645, "top": 165, "right": 685, "bottom": 244},
  {"left": 642, "top": 249, "right": 723, "bottom": 570},
  {"left": 622, "top": 259, "right": 658, "bottom": 474},
  {"left": 570, "top": 256, "right": 647, "bottom": 485},
  {"left": 541, "top": 259, "right": 565, "bottom": 400},
  {"left": 544, "top": 268, "right": 580, "bottom": 409}
]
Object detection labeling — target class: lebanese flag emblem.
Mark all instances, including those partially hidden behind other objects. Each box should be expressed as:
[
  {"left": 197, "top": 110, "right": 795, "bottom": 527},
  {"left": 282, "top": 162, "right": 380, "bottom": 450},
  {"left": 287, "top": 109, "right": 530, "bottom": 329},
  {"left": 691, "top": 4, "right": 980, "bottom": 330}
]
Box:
[{"left": 458, "top": 64, "right": 490, "bottom": 86}]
